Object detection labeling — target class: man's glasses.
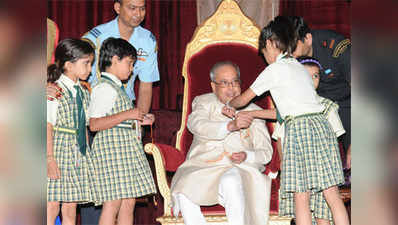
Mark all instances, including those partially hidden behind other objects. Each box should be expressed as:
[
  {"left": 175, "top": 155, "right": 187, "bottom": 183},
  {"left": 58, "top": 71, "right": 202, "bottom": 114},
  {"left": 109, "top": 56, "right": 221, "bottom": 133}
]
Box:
[{"left": 212, "top": 79, "right": 241, "bottom": 87}]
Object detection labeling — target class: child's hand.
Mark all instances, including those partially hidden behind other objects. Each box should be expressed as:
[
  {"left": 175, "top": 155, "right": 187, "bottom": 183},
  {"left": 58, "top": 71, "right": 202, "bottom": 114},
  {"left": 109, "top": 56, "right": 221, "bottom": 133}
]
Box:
[
  {"left": 127, "top": 108, "right": 145, "bottom": 121},
  {"left": 47, "top": 82, "right": 63, "bottom": 101},
  {"left": 230, "top": 151, "right": 247, "bottom": 164},
  {"left": 222, "top": 105, "right": 236, "bottom": 119},
  {"left": 227, "top": 112, "right": 253, "bottom": 131},
  {"left": 47, "top": 157, "right": 60, "bottom": 179},
  {"left": 140, "top": 113, "right": 155, "bottom": 126},
  {"left": 235, "top": 112, "right": 253, "bottom": 129}
]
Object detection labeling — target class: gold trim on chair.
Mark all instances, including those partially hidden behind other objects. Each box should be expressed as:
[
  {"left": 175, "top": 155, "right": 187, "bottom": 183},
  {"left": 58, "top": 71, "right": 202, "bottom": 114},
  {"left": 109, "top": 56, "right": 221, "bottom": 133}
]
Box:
[
  {"left": 144, "top": 143, "right": 172, "bottom": 216},
  {"left": 156, "top": 215, "right": 292, "bottom": 225},
  {"left": 155, "top": 213, "right": 291, "bottom": 225},
  {"left": 176, "top": 0, "right": 261, "bottom": 151},
  {"left": 157, "top": 215, "right": 228, "bottom": 225},
  {"left": 47, "top": 18, "right": 59, "bottom": 65}
]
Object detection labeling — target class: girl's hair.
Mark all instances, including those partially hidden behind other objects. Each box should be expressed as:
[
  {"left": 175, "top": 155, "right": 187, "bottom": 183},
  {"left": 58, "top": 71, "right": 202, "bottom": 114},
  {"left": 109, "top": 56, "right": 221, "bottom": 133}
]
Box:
[
  {"left": 47, "top": 38, "right": 95, "bottom": 83},
  {"left": 296, "top": 56, "right": 323, "bottom": 70},
  {"left": 99, "top": 37, "right": 137, "bottom": 72},
  {"left": 288, "top": 16, "right": 311, "bottom": 43},
  {"left": 259, "top": 16, "right": 297, "bottom": 55}
]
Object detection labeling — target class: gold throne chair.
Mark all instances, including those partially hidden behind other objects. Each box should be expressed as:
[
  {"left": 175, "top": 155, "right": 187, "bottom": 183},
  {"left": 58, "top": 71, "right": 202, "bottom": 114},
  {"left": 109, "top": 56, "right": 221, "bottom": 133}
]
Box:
[{"left": 145, "top": 0, "right": 292, "bottom": 224}]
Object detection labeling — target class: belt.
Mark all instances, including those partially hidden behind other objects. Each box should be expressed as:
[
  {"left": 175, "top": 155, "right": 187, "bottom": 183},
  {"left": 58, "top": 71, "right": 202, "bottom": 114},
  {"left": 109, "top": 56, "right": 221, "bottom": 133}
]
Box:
[
  {"left": 284, "top": 112, "right": 323, "bottom": 124},
  {"left": 115, "top": 121, "right": 138, "bottom": 130},
  {"left": 53, "top": 126, "right": 77, "bottom": 135}
]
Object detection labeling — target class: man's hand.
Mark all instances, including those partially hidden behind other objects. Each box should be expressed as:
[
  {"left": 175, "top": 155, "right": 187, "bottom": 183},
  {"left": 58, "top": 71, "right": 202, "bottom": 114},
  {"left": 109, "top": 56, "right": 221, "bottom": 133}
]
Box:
[
  {"left": 227, "top": 111, "right": 253, "bottom": 131},
  {"left": 47, "top": 82, "right": 63, "bottom": 101},
  {"left": 140, "top": 113, "right": 155, "bottom": 126},
  {"left": 230, "top": 151, "right": 247, "bottom": 164},
  {"left": 47, "top": 157, "right": 60, "bottom": 179},
  {"left": 222, "top": 105, "right": 236, "bottom": 119}
]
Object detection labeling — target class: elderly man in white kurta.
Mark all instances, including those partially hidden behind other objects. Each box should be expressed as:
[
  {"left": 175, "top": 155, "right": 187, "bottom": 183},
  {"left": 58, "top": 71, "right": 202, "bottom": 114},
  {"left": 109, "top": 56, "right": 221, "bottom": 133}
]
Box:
[{"left": 170, "top": 61, "right": 274, "bottom": 225}]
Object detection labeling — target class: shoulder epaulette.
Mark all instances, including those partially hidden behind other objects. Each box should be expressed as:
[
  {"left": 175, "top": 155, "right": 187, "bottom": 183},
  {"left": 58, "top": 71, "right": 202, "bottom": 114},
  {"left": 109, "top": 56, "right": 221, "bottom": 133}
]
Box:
[
  {"left": 81, "top": 37, "right": 96, "bottom": 48},
  {"left": 332, "top": 38, "right": 350, "bottom": 58},
  {"left": 89, "top": 28, "right": 102, "bottom": 38},
  {"left": 150, "top": 33, "right": 156, "bottom": 42}
]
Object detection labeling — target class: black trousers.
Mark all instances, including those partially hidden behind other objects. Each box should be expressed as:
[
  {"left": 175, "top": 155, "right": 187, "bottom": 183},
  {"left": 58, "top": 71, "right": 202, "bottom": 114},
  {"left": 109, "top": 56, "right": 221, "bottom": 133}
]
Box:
[
  {"left": 338, "top": 105, "right": 351, "bottom": 152},
  {"left": 80, "top": 204, "right": 102, "bottom": 225}
]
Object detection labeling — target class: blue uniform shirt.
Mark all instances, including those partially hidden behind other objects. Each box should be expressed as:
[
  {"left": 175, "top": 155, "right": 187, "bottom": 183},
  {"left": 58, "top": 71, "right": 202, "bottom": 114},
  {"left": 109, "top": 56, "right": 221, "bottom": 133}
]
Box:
[{"left": 82, "top": 17, "right": 160, "bottom": 100}]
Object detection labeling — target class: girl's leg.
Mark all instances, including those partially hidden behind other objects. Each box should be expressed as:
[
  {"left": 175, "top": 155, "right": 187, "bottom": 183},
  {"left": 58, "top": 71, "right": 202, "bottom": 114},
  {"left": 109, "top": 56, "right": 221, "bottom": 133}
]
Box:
[
  {"left": 316, "top": 218, "right": 331, "bottom": 225},
  {"left": 99, "top": 200, "right": 122, "bottom": 225},
  {"left": 117, "top": 198, "right": 136, "bottom": 225},
  {"left": 61, "top": 202, "right": 77, "bottom": 225},
  {"left": 294, "top": 192, "right": 312, "bottom": 225},
  {"left": 47, "top": 201, "right": 60, "bottom": 225},
  {"left": 323, "top": 186, "right": 350, "bottom": 225}
]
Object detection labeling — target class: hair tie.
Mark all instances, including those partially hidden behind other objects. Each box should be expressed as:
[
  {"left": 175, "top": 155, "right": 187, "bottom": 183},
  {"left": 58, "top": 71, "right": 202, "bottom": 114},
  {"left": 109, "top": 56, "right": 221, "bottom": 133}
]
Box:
[{"left": 298, "top": 59, "right": 323, "bottom": 70}]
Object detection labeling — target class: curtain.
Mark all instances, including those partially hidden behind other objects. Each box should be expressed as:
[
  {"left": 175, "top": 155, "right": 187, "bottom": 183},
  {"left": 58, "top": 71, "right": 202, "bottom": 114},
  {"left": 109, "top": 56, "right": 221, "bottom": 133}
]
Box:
[
  {"left": 47, "top": 0, "right": 197, "bottom": 111},
  {"left": 47, "top": 0, "right": 350, "bottom": 111},
  {"left": 197, "top": 0, "right": 279, "bottom": 29},
  {"left": 279, "top": 0, "right": 351, "bottom": 38},
  {"left": 144, "top": 0, "right": 197, "bottom": 110},
  {"left": 48, "top": 0, "right": 115, "bottom": 40}
]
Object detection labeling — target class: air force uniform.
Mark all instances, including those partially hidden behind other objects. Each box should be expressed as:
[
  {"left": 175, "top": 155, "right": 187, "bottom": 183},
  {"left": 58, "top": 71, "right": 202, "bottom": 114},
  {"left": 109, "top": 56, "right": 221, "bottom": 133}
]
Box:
[{"left": 82, "top": 17, "right": 160, "bottom": 100}]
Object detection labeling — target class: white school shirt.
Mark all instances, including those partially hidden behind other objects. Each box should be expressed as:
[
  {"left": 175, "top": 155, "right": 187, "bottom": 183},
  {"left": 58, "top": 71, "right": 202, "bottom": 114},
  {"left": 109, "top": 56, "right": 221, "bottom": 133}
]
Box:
[
  {"left": 47, "top": 74, "right": 80, "bottom": 125},
  {"left": 250, "top": 53, "right": 324, "bottom": 119},
  {"left": 88, "top": 72, "right": 123, "bottom": 118},
  {"left": 317, "top": 96, "right": 346, "bottom": 137},
  {"left": 272, "top": 95, "right": 346, "bottom": 143}
]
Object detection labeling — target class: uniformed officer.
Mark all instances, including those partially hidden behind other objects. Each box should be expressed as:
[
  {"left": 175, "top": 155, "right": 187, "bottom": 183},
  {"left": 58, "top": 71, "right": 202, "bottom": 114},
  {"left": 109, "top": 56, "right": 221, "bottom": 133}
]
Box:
[
  {"left": 289, "top": 16, "right": 351, "bottom": 167},
  {"left": 82, "top": 0, "right": 159, "bottom": 114}
]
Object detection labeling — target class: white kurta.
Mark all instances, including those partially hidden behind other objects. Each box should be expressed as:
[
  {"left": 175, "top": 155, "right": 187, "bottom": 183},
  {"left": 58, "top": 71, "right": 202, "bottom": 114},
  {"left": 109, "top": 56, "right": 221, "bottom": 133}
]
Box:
[{"left": 171, "top": 93, "right": 274, "bottom": 225}]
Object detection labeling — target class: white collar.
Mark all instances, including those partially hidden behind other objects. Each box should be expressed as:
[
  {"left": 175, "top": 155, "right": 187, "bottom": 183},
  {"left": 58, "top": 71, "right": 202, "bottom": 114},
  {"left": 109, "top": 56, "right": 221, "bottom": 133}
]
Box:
[
  {"left": 101, "top": 72, "right": 122, "bottom": 87},
  {"left": 276, "top": 52, "right": 289, "bottom": 62},
  {"left": 58, "top": 74, "right": 80, "bottom": 92}
]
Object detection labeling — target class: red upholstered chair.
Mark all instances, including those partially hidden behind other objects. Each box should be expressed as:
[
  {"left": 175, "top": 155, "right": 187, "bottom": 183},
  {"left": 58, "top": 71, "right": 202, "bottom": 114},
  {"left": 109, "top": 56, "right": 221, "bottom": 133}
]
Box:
[{"left": 144, "top": 0, "right": 291, "bottom": 224}]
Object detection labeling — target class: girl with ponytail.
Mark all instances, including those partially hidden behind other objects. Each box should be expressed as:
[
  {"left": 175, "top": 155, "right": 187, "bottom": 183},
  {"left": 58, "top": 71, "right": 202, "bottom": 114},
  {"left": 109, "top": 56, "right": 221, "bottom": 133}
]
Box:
[
  {"left": 47, "top": 38, "right": 97, "bottom": 225},
  {"left": 226, "top": 16, "right": 349, "bottom": 225}
]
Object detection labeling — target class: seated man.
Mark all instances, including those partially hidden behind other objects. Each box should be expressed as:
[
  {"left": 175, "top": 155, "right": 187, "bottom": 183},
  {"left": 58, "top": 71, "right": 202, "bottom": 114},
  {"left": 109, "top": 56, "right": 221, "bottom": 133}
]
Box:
[{"left": 170, "top": 61, "right": 274, "bottom": 225}]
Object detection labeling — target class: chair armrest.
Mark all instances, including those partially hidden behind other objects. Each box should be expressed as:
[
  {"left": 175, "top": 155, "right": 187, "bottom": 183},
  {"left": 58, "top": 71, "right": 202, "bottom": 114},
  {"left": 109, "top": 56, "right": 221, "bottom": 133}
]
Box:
[
  {"left": 149, "top": 143, "right": 186, "bottom": 172},
  {"left": 144, "top": 143, "right": 186, "bottom": 216}
]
